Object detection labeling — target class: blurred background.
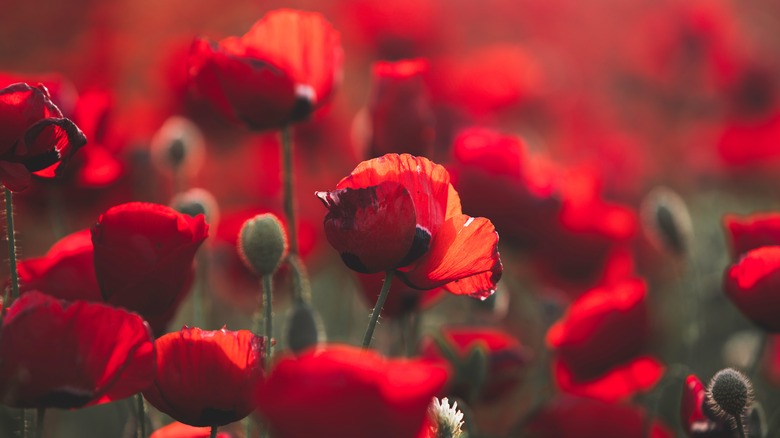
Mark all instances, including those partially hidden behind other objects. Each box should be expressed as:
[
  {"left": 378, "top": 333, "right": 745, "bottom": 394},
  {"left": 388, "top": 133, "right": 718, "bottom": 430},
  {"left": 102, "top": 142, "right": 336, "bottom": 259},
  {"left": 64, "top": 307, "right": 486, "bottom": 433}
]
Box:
[{"left": 3, "top": 0, "right": 780, "bottom": 436}]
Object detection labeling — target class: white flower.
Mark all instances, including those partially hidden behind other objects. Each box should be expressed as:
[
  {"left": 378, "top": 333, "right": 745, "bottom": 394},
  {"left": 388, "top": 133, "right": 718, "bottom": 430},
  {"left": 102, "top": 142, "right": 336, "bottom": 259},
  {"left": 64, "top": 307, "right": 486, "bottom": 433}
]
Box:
[{"left": 428, "top": 397, "right": 465, "bottom": 438}]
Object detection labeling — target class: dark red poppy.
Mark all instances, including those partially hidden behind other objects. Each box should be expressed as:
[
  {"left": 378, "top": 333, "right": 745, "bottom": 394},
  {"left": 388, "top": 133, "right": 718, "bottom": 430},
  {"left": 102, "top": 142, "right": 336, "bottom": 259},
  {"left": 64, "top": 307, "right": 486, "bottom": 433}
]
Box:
[
  {"left": 189, "top": 9, "right": 343, "bottom": 131},
  {"left": 143, "top": 327, "right": 264, "bottom": 427},
  {"left": 0, "top": 82, "right": 87, "bottom": 191},
  {"left": 723, "top": 212, "right": 780, "bottom": 259},
  {"left": 526, "top": 396, "right": 673, "bottom": 437},
  {"left": 255, "top": 344, "right": 448, "bottom": 438},
  {"left": 359, "top": 58, "right": 435, "bottom": 159},
  {"left": 723, "top": 246, "right": 780, "bottom": 332},
  {"left": 535, "top": 167, "right": 638, "bottom": 290},
  {"left": 547, "top": 278, "right": 664, "bottom": 401},
  {"left": 420, "top": 327, "right": 530, "bottom": 403},
  {"left": 0, "top": 292, "right": 155, "bottom": 408},
  {"left": 355, "top": 272, "right": 444, "bottom": 319},
  {"left": 150, "top": 422, "right": 232, "bottom": 438},
  {"left": 91, "top": 202, "right": 209, "bottom": 336},
  {"left": 681, "top": 374, "right": 732, "bottom": 437},
  {"left": 317, "top": 154, "right": 502, "bottom": 299},
  {"left": 18, "top": 228, "right": 101, "bottom": 302},
  {"left": 448, "top": 127, "right": 560, "bottom": 250}
]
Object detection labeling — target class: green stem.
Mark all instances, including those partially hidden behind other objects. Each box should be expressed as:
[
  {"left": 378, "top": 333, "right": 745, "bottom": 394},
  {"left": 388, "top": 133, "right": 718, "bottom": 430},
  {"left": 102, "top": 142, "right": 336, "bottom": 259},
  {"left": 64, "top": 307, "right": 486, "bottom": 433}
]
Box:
[
  {"left": 209, "top": 425, "right": 218, "bottom": 438},
  {"left": 5, "top": 188, "right": 18, "bottom": 302},
  {"left": 263, "top": 274, "right": 273, "bottom": 369},
  {"left": 135, "top": 393, "right": 147, "bottom": 438},
  {"left": 735, "top": 415, "right": 747, "bottom": 438},
  {"left": 280, "top": 126, "right": 298, "bottom": 255},
  {"left": 35, "top": 408, "right": 44, "bottom": 438},
  {"left": 192, "top": 251, "right": 209, "bottom": 328},
  {"left": 287, "top": 254, "right": 310, "bottom": 304},
  {"left": 362, "top": 271, "right": 394, "bottom": 349}
]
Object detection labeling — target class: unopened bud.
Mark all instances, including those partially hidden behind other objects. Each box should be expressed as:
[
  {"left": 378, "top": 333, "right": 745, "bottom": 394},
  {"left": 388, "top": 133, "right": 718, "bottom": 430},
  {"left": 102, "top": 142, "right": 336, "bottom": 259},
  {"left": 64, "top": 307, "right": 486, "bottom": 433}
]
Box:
[
  {"left": 238, "top": 214, "right": 288, "bottom": 276},
  {"left": 640, "top": 186, "right": 693, "bottom": 256},
  {"left": 170, "top": 188, "right": 220, "bottom": 229},
  {"left": 285, "top": 302, "right": 323, "bottom": 353},
  {"left": 150, "top": 116, "right": 205, "bottom": 176},
  {"left": 707, "top": 368, "right": 753, "bottom": 421}
]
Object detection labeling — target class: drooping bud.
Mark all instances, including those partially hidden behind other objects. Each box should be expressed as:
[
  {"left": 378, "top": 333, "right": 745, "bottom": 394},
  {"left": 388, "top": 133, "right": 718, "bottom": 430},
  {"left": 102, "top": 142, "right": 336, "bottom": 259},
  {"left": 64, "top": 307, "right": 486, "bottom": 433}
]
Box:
[
  {"left": 170, "top": 188, "right": 220, "bottom": 230},
  {"left": 238, "top": 214, "right": 289, "bottom": 276},
  {"left": 640, "top": 186, "right": 693, "bottom": 256},
  {"left": 706, "top": 368, "right": 753, "bottom": 422},
  {"left": 150, "top": 116, "right": 205, "bottom": 177},
  {"left": 285, "top": 301, "right": 324, "bottom": 353}
]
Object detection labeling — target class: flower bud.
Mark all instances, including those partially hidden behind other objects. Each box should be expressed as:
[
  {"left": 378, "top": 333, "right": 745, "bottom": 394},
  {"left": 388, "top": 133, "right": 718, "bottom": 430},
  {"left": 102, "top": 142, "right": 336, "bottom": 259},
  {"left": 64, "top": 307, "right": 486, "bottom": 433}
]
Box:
[
  {"left": 640, "top": 186, "right": 692, "bottom": 256},
  {"left": 707, "top": 368, "right": 753, "bottom": 420},
  {"left": 285, "top": 301, "right": 324, "bottom": 354},
  {"left": 150, "top": 116, "right": 205, "bottom": 177},
  {"left": 170, "top": 188, "right": 220, "bottom": 230},
  {"left": 238, "top": 214, "right": 288, "bottom": 276}
]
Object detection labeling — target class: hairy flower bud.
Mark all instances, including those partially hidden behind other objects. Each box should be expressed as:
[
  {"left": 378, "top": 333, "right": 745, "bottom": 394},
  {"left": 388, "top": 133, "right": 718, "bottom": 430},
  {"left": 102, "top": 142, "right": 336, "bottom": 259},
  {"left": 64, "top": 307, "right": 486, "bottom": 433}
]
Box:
[
  {"left": 238, "top": 214, "right": 289, "bottom": 276},
  {"left": 707, "top": 368, "right": 753, "bottom": 421}
]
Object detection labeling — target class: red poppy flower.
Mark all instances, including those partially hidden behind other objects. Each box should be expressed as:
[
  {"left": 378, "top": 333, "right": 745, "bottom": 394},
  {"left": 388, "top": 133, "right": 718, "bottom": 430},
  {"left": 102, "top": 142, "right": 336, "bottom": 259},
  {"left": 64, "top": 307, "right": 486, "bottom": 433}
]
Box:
[
  {"left": 546, "top": 278, "right": 664, "bottom": 401},
  {"left": 355, "top": 272, "right": 444, "bottom": 319},
  {"left": 255, "top": 344, "right": 449, "bottom": 438},
  {"left": 150, "top": 422, "right": 232, "bottom": 438},
  {"left": 91, "top": 202, "right": 209, "bottom": 336},
  {"left": 143, "top": 327, "right": 264, "bottom": 427},
  {"left": 723, "top": 246, "right": 780, "bottom": 332},
  {"left": 448, "top": 127, "right": 559, "bottom": 250},
  {"left": 0, "top": 292, "right": 155, "bottom": 408},
  {"left": 680, "top": 374, "right": 732, "bottom": 437},
  {"left": 526, "top": 396, "right": 673, "bottom": 438},
  {"left": 0, "top": 82, "right": 87, "bottom": 191},
  {"left": 420, "top": 327, "right": 530, "bottom": 403},
  {"left": 723, "top": 212, "right": 780, "bottom": 259},
  {"left": 359, "top": 58, "right": 435, "bottom": 159},
  {"left": 18, "top": 229, "right": 101, "bottom": 302},
  {"left": 189, "top": 9, "right": 343, "bottom": 131},
  {"left": 316, "top": 153, "right": 502, "bottom": 299}
]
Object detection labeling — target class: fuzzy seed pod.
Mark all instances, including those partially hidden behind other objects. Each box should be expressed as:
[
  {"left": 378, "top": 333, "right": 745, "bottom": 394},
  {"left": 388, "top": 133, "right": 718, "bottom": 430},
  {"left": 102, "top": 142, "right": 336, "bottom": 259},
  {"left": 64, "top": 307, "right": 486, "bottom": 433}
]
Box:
[
  {"left": 238, "top": 214, "right": 289, "bottom": 276},
  {"left": 170, "top": 188, "right": 220, "bottom": 229},
  {"left": 707, "top": 368, "right": 753, "bottom": 421}
]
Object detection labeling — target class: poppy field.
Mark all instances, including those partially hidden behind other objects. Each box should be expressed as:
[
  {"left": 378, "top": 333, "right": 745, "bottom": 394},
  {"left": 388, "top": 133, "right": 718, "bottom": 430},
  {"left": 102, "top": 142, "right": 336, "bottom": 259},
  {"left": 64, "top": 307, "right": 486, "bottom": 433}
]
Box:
[{"left": 3, "top": 0, "right": 780, "bottom": 437}]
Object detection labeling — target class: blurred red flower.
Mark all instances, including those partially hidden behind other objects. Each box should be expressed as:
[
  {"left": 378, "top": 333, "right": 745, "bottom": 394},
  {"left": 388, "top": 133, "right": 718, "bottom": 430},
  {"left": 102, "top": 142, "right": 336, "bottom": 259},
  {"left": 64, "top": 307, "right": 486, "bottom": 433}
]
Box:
[
  {"left": 724, "top": 245, "right": 780, "bottom": 332},
  {"left": 255, "top": 344, "right": 448, "bottom": 438},
  {"left": 18, "top": 228, "right": 101, "bottom": 302},
  {"left": 358, "top": 58, "right": 435, "bottom": 159},
  {"left": 546, "top": 278, "right": 664, "bottom": 401},
  {"left": 316, "top": 153, "right": 502, "bottom": 299},
  {"left": 680, "top": 374, "right": 732, "bottom": 438},
  {"left": 0, "top": 292, "right": 155, "bottom": 408},
  {"left": 723, "top": 212, "right": 780, "bottom": 259},
  {"left": 420, "top": 327, "right": 530, "bottom": 403},
  {"left": 448, "top": 127, "right": 559, "bottom": 250},
  {"left": 150, "top": 422, "right": 232, "bottom": 438},
  {"left": 143, "top": 327, "right": 264, "bottom": 427},
  {"left": 0, "top": 82, "right": 87, "bottom": 191},
  {"left": 189, "top": 9, "right": 343, "bottom": 131},
  {"left": 526, "top": 396, "right": 672, "bottom": 437},
  {"left": 91, "top": 202, "right": 209, "bottom": 336}
]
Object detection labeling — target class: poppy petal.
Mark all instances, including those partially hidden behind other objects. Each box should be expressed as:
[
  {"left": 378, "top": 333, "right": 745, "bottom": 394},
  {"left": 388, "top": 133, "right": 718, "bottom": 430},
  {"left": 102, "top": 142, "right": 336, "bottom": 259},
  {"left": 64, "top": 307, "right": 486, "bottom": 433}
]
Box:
[
  {"left": 318, "top": 181, "right": 418, "bottom": 273},
  {"left": 553, "top": 356, "right": 665, "bottom": 403},
  {"left": 399, "top": 215, "right": 501, "bottom": 299}
]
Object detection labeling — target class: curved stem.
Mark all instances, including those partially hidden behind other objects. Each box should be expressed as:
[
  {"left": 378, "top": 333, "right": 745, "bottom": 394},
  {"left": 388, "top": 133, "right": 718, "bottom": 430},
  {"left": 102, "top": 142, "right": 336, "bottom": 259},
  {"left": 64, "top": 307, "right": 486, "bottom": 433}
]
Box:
[
  {"left": 263, "top": 274, "right": 273, "bottom": 369},
  {"left": 5, "top": 188, "right": 18, "bottom": 301},
  {"left": 280, "top": 126, "right": 298, "bottom": 255},
  {"left": 362, "top": 271, "right": 394, "bottom": 349}
]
